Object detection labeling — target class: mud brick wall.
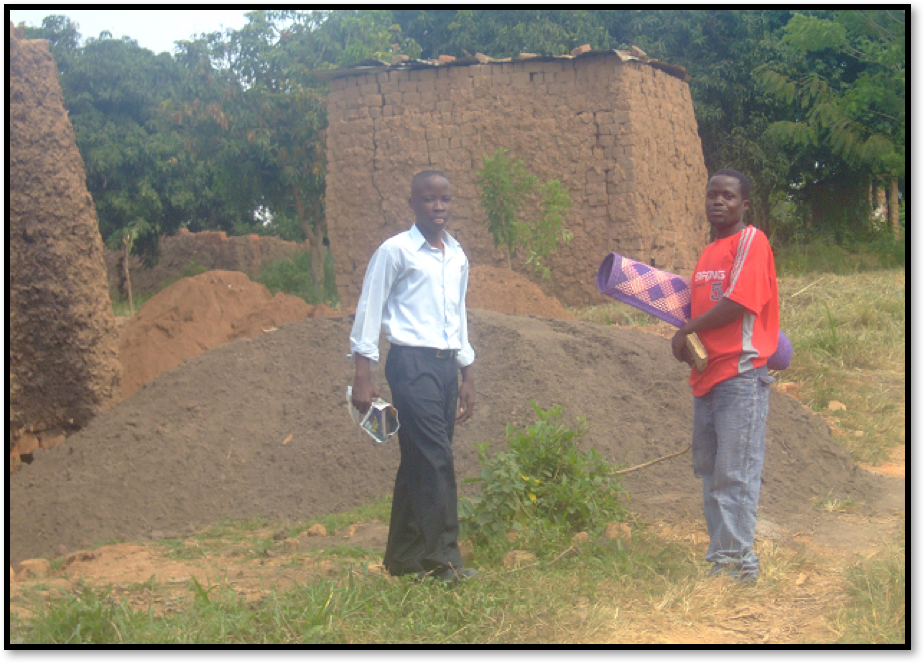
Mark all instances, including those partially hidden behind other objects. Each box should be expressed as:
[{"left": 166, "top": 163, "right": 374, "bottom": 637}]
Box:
[
  {"left": 325, "top": 54, "right": 709, "bottom": 308},
  {"left": 104, "top": 230, "right": 309, "bottom": 297},
  {"left": 9, "top": 28, "right": 122, "bottom": 445}
]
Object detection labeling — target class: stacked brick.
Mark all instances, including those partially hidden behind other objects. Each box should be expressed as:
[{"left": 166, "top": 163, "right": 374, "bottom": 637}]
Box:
[
  {"left": 9, "top": 27, "right": 122, "bottom": 449},
  {"left": 325, "top": 53, "right": 709, "bottom": 307}
]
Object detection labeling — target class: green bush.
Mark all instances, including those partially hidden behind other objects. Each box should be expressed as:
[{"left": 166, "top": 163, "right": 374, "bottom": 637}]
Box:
[
  {"left": 775, "top": 236, "right": 905, "bottom": 276},
  {"left": 475, "top": 148, "right": 573, "bottom": 279},
  {"left": 460, "top": 401, "right": 627, "bottom": 549},
  {"left": 253, "top": 250, "right": 339, "bottom": 307}
]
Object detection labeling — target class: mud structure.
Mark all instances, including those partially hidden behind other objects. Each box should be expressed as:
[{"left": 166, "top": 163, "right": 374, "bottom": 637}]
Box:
[
  {"left": 323, "top": 51, "right": 710, "bottom": 309},
  {"left": 8, "top": 27, "right": 121, "bottom": 448}
]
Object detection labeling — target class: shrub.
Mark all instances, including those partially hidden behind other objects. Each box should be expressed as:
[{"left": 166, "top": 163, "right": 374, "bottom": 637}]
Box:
[
  {"left": 460, "top": 401, "right": 627, "bottom": 549},
  {"left": 253, "top": 250, "right": 339, "bottom": 307},
  {"left": 475, "top": 148, "right": 573, "bottom": 279}
]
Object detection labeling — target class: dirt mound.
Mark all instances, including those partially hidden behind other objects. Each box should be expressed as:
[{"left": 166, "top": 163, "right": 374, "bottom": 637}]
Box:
[
  {"left": 118, "top": 271, "right": 341, "bottom": 399},
  {"left": 468, "top": 265, "right": 573, "bottom": 319},
  {"left": 9, "top": 308, "right": 888, "bottom": 564},
  {"left": 104, "top": 229, "right": 309, "bottom": 297},
  {"left": 117, "top": 264, "right": 570, "bottom": 400}
]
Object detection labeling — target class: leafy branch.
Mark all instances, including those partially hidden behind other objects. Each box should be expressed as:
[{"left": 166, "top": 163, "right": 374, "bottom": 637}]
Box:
[{"left": 475, "top": 148, "right": 573, "bottom": 280}]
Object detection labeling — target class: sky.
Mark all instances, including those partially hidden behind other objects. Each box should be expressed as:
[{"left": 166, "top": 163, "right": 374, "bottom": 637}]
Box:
[{"left": 8, "top": 8, "right": 253, "bottom": 55}]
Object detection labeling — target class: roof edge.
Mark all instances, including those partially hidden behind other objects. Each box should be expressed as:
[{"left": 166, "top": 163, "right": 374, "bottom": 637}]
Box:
[{"left": 314, "top": 48, "right": 689, "bottom": 83}]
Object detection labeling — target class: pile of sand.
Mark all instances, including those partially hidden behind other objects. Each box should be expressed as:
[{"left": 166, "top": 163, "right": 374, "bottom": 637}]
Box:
[
  {"left": 9, "top": 303, "right": 886, "bottom": 563},
  {"left": 118, "top": 271, "right": 339, "bottom": 399},
  {"left": 118, "top": 265, "right": 572, "bottom": 400},
  {"left": 467, "top": 265, "right": 573, "bottom": 319}
]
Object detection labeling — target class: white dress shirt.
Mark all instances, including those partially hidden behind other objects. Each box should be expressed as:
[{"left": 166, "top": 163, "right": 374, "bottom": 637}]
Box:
[{"left": 350, "top": 224, "right": 475, "bottom": 367}]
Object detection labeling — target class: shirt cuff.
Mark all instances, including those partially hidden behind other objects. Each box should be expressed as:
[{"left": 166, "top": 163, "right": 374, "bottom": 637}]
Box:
[
  {"left": 349, "top": 343, "right": 380, "bottom": 365},
  {"left": 456, "top": 346, "right": 475, "bottom": 368}
]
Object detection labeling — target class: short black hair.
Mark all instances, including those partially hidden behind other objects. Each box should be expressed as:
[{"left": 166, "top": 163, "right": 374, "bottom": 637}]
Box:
[
  {"left": 711, "top": 168, "right": 751, "bottom": 201},
  {"left": 411, "top": 170, "right": 449, "bottom": 190}
]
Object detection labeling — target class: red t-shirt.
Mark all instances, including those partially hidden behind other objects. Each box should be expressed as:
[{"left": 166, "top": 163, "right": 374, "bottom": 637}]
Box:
[{"left": 689, "top": 226, "right": 780, "bottom": 397}]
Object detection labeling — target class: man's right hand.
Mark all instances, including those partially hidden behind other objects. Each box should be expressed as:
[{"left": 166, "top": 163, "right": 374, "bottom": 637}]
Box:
[
  {"left": 671, "top": 329, "right": 694, "bottom": 367},
  {"left": 351, "top": 355, "right": 378, "bottom": 415}
]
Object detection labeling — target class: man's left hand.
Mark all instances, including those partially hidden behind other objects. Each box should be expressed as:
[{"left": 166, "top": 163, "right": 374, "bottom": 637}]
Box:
[{"left": 457, "top": 372, "right": 475, "bottom": 424}]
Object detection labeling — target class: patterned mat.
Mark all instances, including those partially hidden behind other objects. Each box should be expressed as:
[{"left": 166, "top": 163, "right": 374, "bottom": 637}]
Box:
[{"left": 596, "top": 252, "right": 792, "bottom": 370}]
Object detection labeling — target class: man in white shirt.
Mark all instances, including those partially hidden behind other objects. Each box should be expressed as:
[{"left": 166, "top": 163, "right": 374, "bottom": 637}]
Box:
[{"left": 350, "top": 170, "right": 477, "bottom": 582}]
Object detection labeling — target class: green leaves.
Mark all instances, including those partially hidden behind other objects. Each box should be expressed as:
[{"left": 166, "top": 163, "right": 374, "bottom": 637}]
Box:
[
  {"left": 757, "top": 10, "right": 905, "bottom": 178},
  {"left": 460, "top": 401, "right": 626, "bottom": 548},
  {"left": 25, "top": 9, "right": 904, "bottom": 264},
  {"left": 475, "top": 148, "right": 573, "bottom": 279},
  {"left": 394, "top": 9, "right": 613, "bottom": 60},
  {"left": 475, "top": 148, "right": 536, "bottom": 262}
]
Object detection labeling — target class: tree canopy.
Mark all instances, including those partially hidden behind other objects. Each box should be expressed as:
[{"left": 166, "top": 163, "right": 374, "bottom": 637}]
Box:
[{"left": 22, "top": 9, "right": 905, "bottom": 267}]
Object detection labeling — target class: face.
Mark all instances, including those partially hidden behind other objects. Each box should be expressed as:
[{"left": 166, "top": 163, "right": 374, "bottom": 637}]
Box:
[
  {"left": 705, "top": 175, "right": 749, "bottom": 235},
  {"left": 409, "top": 175, "right": 452, "bottom": 237}
]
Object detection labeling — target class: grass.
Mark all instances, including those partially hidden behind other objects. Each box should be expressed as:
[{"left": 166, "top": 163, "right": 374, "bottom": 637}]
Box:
[
  {"left": 774, "top": 237, "right": 904, "bottom": 277},
  {"left": 811, "top": 492, "right": 860, "bottom": 514},
  {"left": 10, "top": 523, "right": 707, "bottom": 645},
  {"left": 775, "top": 269, "right": 905, "bottom": 464},
  {"left": 569, "top": 300, "right": 663, "bottom": 327},
  {"left": 13, "top": 259, "right": 904, "bottom": 645},
  {"left": 831, "top": 533, "right": 906, "bottom": 644},
  {"left": 111, "top": 291, "right": 155, "bottom": 318},
  {"left": 9, "top": 501, "right": 905, "bottom": 645}
]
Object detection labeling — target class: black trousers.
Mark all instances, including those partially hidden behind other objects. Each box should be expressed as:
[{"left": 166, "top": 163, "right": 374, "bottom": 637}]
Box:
[{"left": 382, "top": 345, "right": 464, "bottom": 576}]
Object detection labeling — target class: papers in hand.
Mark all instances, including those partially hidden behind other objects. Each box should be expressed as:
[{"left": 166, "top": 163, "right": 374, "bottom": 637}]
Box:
[{"left": 346, "top": 387, "right": 400, "bottom": 443}]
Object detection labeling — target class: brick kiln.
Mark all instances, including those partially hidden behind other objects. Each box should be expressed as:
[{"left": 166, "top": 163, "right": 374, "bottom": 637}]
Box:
[
  {"left": 321, "top": 49, "right": 710, "bottom": 308},
  {"left": 9, "top": 25, "right": 122, "bottom": 451}
]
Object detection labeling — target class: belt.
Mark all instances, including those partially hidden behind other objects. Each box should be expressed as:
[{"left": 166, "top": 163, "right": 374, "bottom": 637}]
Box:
[{"left": 394, "top": 346, "right": 458, "bottom": 359}]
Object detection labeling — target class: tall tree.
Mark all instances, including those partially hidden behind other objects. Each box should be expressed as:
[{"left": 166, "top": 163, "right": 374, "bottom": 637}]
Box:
[
  {"left": 394, "top": 9, "right": 613, "bottom": 59},
  {"left": 756, "top": 10, "right": 906, "bottom": 238},
  {"left": 177, "top": 10, "right": 421, "bottom": 286},
  {"left": 24, "top": 16, "right": 244, "bottom": 261}
]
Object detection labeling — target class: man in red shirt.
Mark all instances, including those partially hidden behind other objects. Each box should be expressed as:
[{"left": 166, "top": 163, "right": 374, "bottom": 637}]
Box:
[{"left": 671, "top": 169, "right": 780, "bottom": 583}]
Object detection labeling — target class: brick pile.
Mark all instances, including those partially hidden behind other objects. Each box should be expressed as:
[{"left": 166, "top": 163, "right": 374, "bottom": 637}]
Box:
[{"left": 9, "top": 26, "right": 122, "bottom": 452}]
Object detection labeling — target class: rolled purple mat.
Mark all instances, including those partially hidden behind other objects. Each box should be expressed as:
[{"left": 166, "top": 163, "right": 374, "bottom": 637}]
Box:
[{"left": 596, "top": 252, "right": 791, "bottom": 370}]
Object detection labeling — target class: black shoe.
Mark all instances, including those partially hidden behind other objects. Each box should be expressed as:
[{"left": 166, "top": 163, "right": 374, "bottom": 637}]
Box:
[{"left": 417, "top": 566, "right": 479, "bottom": 583}]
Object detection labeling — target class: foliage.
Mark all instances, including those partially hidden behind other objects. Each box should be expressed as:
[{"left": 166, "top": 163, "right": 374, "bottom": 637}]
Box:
[
  {"left": 22, "top": 9, "right": 906, "bottom": 263},
  {"left": 459, "top": 401, "right": 627, "bottom": 548},
  {"left": 833, "top": 533, "right": 905, "bottom": 644},
  {"left": 393, "top": 9, "right": 614, "bottom": 59},
  {"left": 775, "top": 235, "right": 903, "bottom": 277},
  {"left": 475, "top": 148, "right": 573, "bottom": 279},
  {"left": 475, "top": 148, "right": 536, "bottom": 268},
  {"left": 756, "top": 10, "right": 905, "bottom": 178},
  {"left": 526, "top": 181, "right": 574, "bottom": 280},
  {"left": 23, "top": 19, "right": 194, "bottom": 260},
  {"left": 253, "top": 250, "right": 339, "bottom": 307}
]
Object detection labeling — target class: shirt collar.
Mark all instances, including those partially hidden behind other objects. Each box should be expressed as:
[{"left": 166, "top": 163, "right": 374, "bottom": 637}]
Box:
[{"left": 408, "top": 223, "right": 457, "bottom": 252}]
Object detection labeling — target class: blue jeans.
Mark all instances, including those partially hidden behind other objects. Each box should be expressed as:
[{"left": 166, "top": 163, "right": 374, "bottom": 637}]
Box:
[{"left": 692, "top": 366, "right": 774, "bottom": 580}]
